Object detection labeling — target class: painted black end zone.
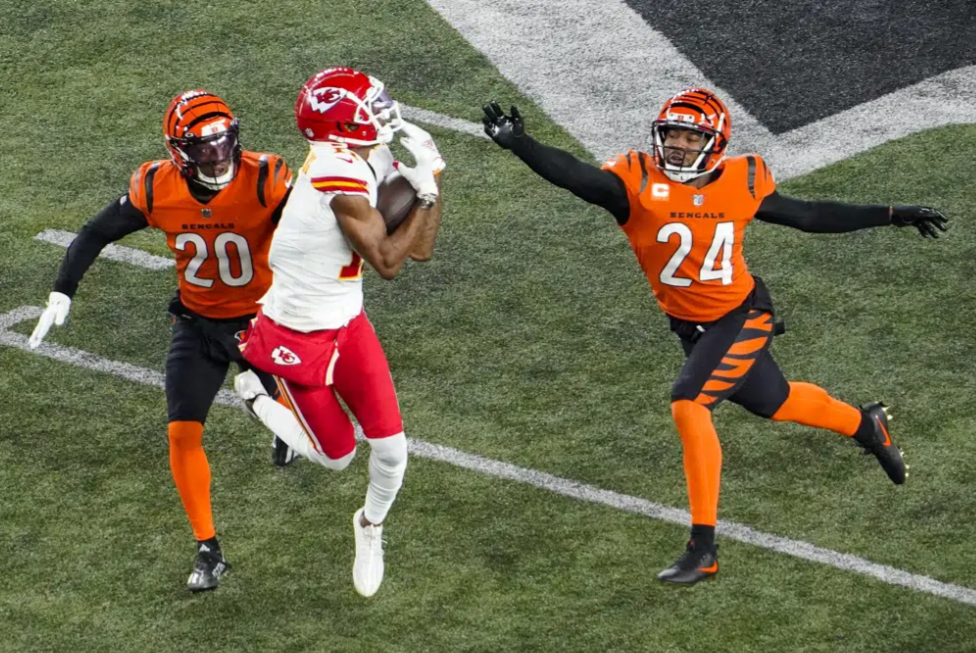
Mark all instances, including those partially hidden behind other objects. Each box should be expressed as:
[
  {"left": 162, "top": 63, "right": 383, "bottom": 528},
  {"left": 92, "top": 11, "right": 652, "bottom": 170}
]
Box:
[{"left": 626, "top": 0, "right": 976, "bottom": 133}]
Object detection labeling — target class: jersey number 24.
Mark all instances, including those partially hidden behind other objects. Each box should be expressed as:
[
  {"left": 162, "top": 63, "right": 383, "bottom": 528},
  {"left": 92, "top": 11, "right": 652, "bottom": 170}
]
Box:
[{"left": 657, "top": 222, "right": 734, "bottom": 287}]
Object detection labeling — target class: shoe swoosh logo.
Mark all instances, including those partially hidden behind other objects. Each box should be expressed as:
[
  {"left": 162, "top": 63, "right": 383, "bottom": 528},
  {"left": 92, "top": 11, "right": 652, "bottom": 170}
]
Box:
[
  {"left": 877, "top": 418, "right": 891, "bottom": 446},
  {"left": 697, "top": 563, "right": 718, "bottom": 573}
]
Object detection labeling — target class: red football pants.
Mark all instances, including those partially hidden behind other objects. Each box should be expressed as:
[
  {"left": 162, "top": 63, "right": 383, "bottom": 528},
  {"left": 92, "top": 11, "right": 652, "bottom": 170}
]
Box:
[{"left": 241, "top": 310, "right": 404, "bottom": 459}]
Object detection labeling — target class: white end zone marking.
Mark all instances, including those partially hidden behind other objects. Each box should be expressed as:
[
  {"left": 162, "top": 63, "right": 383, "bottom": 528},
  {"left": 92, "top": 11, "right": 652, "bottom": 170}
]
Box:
[{"left": 427, "top": 0, "right": 976, "bottom": 180}]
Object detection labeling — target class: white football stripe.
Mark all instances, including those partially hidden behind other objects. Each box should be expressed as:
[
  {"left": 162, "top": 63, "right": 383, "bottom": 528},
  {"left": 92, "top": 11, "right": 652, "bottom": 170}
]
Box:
[
  {"left": 424, "top": 0, "right": 768, "bottom": 159},
  {"left": 35, "top": 229, "right": 174, "bottom": 270},
  {"left": 3, "top": 305, "right": 975, "bottom": 608},
  {"left": 401, "top": 104, "right": 491, "bottom": 140},
  {"left": 741, "top": 64, "right": 976, "bottom": 179},
  {"left": 426, "top": 0, "right": 976, "bottom": 180}
]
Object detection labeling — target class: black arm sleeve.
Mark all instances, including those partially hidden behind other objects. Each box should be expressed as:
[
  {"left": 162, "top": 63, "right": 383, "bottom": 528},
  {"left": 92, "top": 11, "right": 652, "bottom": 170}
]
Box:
[
  {"left": 53, "top": 195, "right": 149, "bottom": 297},
  {"left": 509, "top": 136, "right": 631, "bottom": 224},
  {"left": 754, "top": 191, "right": 891, "bottom": 233}
]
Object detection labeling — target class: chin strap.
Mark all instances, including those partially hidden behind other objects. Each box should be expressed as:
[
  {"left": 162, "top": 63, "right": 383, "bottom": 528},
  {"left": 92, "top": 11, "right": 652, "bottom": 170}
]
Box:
[{"left": 195, "top": 162, "right": 236, "bottom": 190}]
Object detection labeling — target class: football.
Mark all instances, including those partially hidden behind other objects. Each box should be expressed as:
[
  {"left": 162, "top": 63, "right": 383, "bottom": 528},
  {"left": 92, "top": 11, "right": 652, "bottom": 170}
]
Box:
[{"left": 376, "top": 171, "right": 418, "bottom": 234}]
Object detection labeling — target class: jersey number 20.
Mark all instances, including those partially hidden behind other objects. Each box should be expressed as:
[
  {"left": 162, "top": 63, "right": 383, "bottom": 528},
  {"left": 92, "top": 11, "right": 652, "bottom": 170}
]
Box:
[
  {"left": 657, "top": 222, "right": 734, "bottom": 287},
  {"left": 176, "top": 232, "right": 254, "bottom": 288}
]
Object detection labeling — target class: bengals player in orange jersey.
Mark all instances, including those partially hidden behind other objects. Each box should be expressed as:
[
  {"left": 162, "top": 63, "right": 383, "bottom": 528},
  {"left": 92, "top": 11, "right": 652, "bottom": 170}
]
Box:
[
  {"left": 29, "top": 90, "right": 296, "bottom": 592},
  {"left": 483, "top": 89, "right": 947, "bottom": 586}
]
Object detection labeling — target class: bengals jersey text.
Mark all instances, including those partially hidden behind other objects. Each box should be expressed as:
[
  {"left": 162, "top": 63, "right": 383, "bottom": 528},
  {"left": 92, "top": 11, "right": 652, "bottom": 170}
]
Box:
[
  {"left": 128, "top": 151, "right": 292, "bottom": 319},
  {"left": 602, "top": 152, "right": 776, "bottom": 322}
]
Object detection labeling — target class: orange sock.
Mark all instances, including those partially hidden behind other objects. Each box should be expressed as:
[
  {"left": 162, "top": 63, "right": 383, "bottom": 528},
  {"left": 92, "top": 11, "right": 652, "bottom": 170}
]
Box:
[
  {"left": 167, "top": 421, "right": 215, "bottom": 541},
  {"left": 671, "top": 400, "right": 722, "bottom": 526},
  {"left": 771, "top": 382, "right": 862, "bottom": 436}
]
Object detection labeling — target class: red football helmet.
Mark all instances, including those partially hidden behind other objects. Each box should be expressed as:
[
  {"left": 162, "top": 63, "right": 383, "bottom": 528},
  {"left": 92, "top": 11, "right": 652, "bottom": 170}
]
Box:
[
  {"left": 295, "top": 67, "right": 403, "bottom": 146},
  {"left": 163, "top": 90, "right": 242, "bottom": 190},
  {"left": 651, "top": 88, "right": 731, "bottom": 183}
]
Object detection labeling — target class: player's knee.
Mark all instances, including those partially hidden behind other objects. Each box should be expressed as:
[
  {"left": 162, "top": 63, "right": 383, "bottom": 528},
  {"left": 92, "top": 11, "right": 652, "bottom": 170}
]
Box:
[
  {"left": 670, "top": 378, "right": 699, "bottom": 405},
  {"left": 749, "top": 399, "right": 786, "bottom": 420},
  {"left": 368, "top": 432, "right": 408, "bottom": 474},
  {"left": 167, "top": 421, "right": 204, "bottom": 448},
  {"left": 313, "top": 446, "right": 356, "bottom": 471},
  {"left": 739, "top": 383, "right": 791, "bottom": 420}
]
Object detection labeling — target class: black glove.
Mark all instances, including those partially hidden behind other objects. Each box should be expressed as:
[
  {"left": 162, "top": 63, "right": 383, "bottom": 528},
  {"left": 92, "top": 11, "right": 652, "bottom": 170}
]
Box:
[
  {"left": 890, "top": 206, "right": 948, "bottom": 238},
  {"left": 482, "top": 101, "right": 525, "bottom": 150}
]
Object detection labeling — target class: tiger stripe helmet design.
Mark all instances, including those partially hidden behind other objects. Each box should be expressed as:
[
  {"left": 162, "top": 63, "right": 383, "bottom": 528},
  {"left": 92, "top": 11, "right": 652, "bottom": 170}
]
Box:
[
  {"left": 652, "top": 88, "right": 731, "bottom": 183},
  {"left": 164, "top": 90, "right": 242, "bottom": 190}
]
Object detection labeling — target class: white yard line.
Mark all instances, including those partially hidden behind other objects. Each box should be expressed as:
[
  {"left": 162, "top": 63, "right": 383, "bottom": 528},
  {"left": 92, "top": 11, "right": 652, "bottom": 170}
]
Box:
[
  {"left": 425, "top": 0, "right": 976, "bottom": 180},
  {"left": 34, "top": 229, "right": 174, "bottom": 270},
  {"left": 3, "top": 304, "right": 975, "bottom": 607},
  {"left": 401, "top": 104, "right": 490, "bottom": 141}
]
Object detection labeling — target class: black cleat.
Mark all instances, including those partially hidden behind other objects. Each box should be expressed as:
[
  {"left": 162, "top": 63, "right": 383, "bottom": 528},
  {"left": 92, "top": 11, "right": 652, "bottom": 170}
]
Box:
[
  {"left": 657, "top": 541, "right": 719, "bottom": 585},
  {"left": 272, "top": 435, "right": 300, "bottom": 467},
  {"left": 187, "top": 540, "right": 230, "bottom": 592},
  {"left": 854, "top": 402, "right": 907, "bottom": 485}
]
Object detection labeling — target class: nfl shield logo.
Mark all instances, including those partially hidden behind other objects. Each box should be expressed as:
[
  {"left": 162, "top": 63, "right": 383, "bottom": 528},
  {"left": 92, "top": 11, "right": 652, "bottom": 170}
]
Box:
[
  {"left": 201, "top": 208, "right": 212, "bottom": 218},
  {"left": 693, "top": 194, "right": 705, "bottom": 206}
]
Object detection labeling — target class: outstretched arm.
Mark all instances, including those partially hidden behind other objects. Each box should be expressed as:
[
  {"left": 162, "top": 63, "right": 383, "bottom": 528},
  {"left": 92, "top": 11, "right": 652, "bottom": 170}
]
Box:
[
  {"left": 755, "top": 191, "right": 948, "bottom": 238},
  {"left": 482, "top": 102, "right": 630, "bottom": 224},
  {"left": 30, "top": 195, "right": 149, "bottom": 348},
  {"left": 54, "top": 195, "right": 150, "bottom": 297}
]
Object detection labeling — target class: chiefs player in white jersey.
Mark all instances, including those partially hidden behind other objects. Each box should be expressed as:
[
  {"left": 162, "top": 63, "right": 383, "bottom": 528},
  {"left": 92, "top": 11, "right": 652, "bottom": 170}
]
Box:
[{"left": 233, "top": 67, "right": 444, "bottom": 597}]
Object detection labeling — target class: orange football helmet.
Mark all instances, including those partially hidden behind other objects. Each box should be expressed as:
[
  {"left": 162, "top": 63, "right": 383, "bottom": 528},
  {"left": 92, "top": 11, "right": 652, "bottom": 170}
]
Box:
[
  {"left": 163, "top": 90, "right": 242, "bottom": 190},
  {"left": 651, "top": 88, "right": 731, "bottom": 183}
]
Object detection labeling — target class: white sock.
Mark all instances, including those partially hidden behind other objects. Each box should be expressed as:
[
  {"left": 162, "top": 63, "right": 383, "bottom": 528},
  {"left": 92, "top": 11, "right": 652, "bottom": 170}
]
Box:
[
  {"left": 364, "top": 432, "right": 408, "bottom": 524},
  {"left": 253, "top": 396, "right": 355, "bottom": 470}
]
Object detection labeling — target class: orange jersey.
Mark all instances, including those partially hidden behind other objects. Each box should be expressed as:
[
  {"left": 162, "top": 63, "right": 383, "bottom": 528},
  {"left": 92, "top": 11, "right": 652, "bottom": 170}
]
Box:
[
  {"left": 128, "top": 151, "right": 292, "bottom": 319},
  {"left": 602, "top": 152, "right": 776, "bottom": 322}
]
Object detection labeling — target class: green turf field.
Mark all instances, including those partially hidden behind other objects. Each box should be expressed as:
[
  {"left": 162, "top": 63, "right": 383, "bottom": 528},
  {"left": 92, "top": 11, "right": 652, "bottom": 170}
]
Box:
[{"left": 1, "top": 1, "right": 975, "bottom": 652}]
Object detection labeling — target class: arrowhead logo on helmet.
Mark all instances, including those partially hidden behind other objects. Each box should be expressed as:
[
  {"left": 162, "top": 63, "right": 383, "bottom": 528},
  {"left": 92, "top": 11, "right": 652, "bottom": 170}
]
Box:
[
  {"left": 309, "top": 87, "right": 347, "bottom": 114},
  {"left": 294, "top": 67, "right": 404, "bottom": 146}
]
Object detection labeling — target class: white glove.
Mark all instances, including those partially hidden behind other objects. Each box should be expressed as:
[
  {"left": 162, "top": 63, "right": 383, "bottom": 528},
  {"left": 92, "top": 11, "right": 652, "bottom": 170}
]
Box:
[
  {"left": 394, "top": 122, "right": 444, "bottom": 200},
  {"left": 399, "top": 121, "right": 446, "bottom": 173},
  {"left": 29, "top": 291, "right": 71, "bottom": 349}
]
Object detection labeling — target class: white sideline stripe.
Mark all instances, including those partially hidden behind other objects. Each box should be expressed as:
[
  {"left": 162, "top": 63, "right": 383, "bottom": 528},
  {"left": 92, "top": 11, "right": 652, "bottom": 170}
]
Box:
[
  {"left": 426, "top": 0, "right": 976, "bottom": 181},
  {"left": 3, "top": 305, "right": 976, "bottom": 608},
  {"left": 401, "top": 104, "right": 490, "bottom": 141},
  {"left": 35, "top": 229, "right": 174, "bottom": 271}
]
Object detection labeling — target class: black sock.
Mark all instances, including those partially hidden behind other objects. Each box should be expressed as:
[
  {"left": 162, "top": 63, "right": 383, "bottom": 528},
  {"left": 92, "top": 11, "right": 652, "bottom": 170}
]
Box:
[
  {"left": 853, "top": 410, "right": 874, "bottom": 443},
  {"left": 690, "top": 524, "right": 716, "bottom": 550},
  {"left": 198, "top": 536, "right": 220, "bottom": 551}
]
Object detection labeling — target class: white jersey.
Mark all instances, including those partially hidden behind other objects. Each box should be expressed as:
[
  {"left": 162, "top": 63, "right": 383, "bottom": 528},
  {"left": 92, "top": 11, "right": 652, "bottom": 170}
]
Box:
[{"left": 261, "top": 142, "right": 395, "bottom": 331}]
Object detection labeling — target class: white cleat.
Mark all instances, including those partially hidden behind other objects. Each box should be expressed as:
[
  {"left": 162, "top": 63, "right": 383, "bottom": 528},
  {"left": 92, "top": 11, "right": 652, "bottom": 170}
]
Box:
[
  {"left": 353, "top": 507, "right": 385, "bottom": 597},
  {"left": 234, "top": 370, "right": 268, "bottom": 418}
]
